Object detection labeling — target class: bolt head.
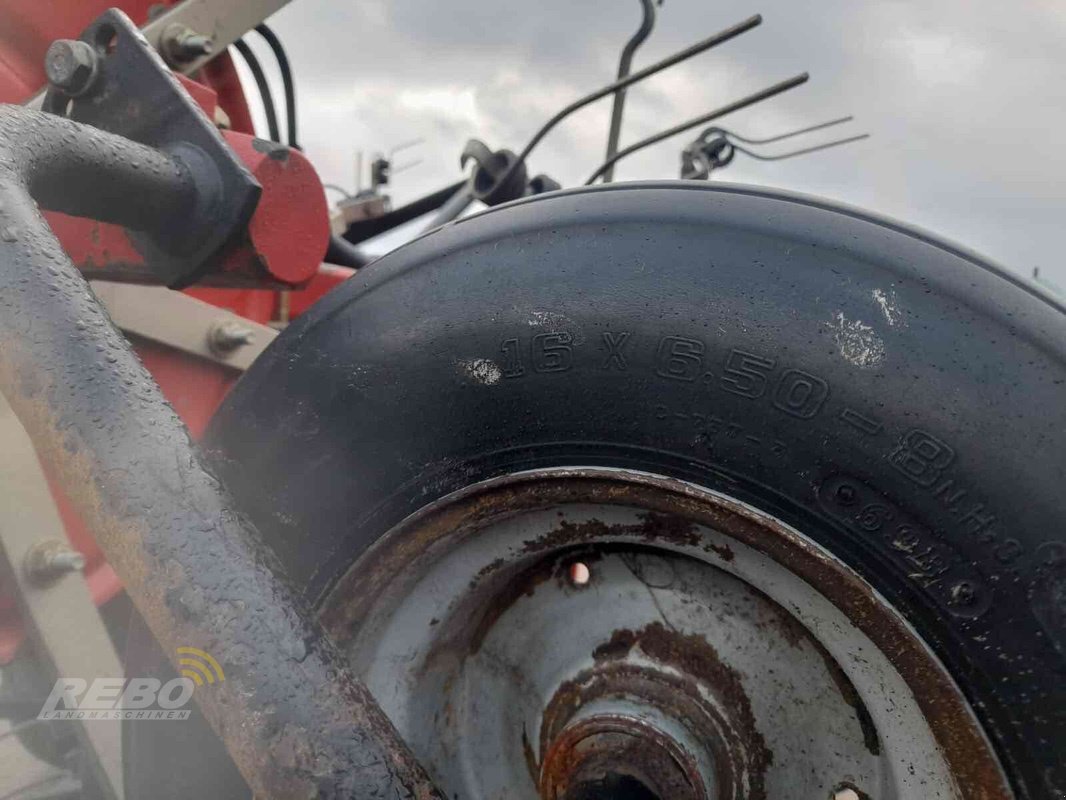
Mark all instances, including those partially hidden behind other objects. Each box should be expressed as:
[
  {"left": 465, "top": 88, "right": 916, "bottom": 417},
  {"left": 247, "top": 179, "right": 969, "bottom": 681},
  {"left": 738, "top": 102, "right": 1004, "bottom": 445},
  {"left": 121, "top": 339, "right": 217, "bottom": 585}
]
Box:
[
  {"left": 209, "top": 320, "right": 255, "bottom": 354},
  {"left": 161, "top": 24, "right": 214, "bottom": 65},
  {"left": 24, "top": 540, "right": 87, "bottom": 584},
  {"left": 45, "top": 40, "right": 98, "bottom": 97}
]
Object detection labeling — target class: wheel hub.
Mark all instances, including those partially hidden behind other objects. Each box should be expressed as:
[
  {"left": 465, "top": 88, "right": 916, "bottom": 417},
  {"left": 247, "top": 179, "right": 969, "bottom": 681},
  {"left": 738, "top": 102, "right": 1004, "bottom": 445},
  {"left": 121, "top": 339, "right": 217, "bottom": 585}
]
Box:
[
  {"left": 318, "top": 469, "right": 1010, "bottom": 800},
  {"left": 540, "top": 711, "right": 706, "bottom": 800}
]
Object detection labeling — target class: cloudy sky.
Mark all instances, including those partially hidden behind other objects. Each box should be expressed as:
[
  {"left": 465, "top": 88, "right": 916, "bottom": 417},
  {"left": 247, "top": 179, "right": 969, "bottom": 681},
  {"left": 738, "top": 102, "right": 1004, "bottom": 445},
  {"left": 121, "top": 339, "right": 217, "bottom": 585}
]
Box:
[{"left": 237, "top": 0, "right": 1065, "bottom": 287}]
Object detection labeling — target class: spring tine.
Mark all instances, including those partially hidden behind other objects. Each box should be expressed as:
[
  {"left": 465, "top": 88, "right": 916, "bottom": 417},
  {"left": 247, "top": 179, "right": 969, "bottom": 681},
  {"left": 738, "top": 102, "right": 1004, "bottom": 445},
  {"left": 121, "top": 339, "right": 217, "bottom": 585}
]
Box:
[
  {"left": 493, "top": 14, "right": 763, "bottom": 192},
  {"left": 712, "top": 114, "right": 854, "bottom": 146},
  {"left": 585, "top": 72, "right": 810, "bottom": 184},
  {"left": 732, "top": 132, "right": 869, "bottom": 161}
]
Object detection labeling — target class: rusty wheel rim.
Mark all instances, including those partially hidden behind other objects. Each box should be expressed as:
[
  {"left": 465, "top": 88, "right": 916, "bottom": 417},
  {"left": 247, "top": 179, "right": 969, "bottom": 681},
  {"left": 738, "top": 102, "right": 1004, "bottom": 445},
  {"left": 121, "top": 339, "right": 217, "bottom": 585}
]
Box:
[{"left": 320, "top": 468, "right": 1011, "bottom": 800}]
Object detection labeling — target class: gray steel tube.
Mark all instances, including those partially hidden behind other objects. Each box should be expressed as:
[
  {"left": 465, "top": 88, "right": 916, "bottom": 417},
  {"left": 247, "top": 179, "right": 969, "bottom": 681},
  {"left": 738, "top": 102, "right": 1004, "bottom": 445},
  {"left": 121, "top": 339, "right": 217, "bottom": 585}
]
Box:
[{"left": 0, "top": 105, "right": 443, "bottom": 800}]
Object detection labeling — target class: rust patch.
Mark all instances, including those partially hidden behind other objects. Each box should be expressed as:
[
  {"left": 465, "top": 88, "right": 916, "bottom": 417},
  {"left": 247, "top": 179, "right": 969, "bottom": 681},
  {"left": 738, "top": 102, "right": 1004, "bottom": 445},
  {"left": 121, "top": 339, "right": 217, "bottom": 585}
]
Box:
[
  {"left": 418, "top": 549, "right": 605, "bottom": 678},
  {"left": 539, "top": 716, "right": 705, "bottom": 800},
  {"left": 635, "top": 512, "right": 702, "bottom": 548},
  {"left": 709, "top": 542, "right": 735, "bottom": 562},
  {"left": 540, "top": 622, "right": 772, "bottom": 800},
  {"left": 592, "top": 628, "right": 639, "bottom": 661},
  {"left": 521, "top": 512, "right": 701, "bottom": 556},
  {"left": 465, "top": 557, "right": 556, "bottom": 654},
  {"left": 602, "top": 622, "right": 772, "bottom": 795}
]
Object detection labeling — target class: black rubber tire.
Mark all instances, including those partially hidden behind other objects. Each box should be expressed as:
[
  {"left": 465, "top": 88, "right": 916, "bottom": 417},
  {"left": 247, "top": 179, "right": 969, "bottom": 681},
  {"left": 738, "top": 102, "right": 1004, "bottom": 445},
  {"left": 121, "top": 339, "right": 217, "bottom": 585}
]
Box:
[{"left": 141, "top": 183, "right": 1066, "bottom": 798}]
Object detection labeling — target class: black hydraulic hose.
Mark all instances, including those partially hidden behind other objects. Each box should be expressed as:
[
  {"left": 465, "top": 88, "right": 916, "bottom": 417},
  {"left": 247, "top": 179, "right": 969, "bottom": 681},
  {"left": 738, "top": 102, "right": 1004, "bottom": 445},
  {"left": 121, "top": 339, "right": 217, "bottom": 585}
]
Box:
[
  {"left": 254, "top": 24, "right": 298, "bottom": 149},
  {"left": 327, "top": 232, "right": 370, "bottom": 268},
  {"left": 343, "top": 180, "right": 465, "bottom": 244},
  {"left": 232, "top": 39, "right": 280, "bottom": 143},
  {"left": 334, "top": 182, "right": 473, "bottom": 262},
  {"left": 0, "top": 105, "right": 443, "bottom": 800}
]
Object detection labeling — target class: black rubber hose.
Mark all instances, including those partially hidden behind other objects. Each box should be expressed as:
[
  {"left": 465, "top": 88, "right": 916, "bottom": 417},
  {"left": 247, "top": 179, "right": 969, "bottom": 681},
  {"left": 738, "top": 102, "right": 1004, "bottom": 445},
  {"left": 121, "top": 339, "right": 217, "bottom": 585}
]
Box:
[
  {"left": 343, "top": 180, "right": 465, "bottom": 244},
  {"left": 327, "top": 233, "right": 369, "bottom": 268},
  {"left": 232, "top": 39, "right": 280, "bottom": 143},
  {"left": 254, "top": 24, "right": 298, "bottom": 149}
]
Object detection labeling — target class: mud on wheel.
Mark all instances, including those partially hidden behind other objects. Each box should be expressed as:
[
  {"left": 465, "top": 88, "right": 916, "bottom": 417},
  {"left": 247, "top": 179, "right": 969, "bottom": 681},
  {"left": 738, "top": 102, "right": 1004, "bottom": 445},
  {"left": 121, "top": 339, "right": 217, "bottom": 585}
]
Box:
[{"left": 128, "top": 183, "right": 1066, "bottom": 799}]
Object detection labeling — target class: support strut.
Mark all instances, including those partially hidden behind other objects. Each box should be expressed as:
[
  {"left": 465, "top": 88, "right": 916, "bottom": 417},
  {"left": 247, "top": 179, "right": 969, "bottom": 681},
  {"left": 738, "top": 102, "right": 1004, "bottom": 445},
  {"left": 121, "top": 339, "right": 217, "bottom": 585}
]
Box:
[{"left": 0, "top": 105, "right": 443, "bottom": 800}]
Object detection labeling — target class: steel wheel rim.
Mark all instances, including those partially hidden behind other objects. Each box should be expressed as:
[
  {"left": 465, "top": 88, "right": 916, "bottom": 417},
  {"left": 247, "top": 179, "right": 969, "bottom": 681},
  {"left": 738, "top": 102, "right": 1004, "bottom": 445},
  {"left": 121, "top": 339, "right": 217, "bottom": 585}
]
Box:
[{"left": 319, "top": 468, "right": 1011, "bottom": 800}]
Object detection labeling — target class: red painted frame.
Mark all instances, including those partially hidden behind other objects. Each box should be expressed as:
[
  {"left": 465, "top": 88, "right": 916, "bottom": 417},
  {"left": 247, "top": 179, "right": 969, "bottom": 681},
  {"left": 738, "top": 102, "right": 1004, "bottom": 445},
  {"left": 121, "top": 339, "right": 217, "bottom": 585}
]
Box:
[{"left": 0, "top": 0, "right": 353, "bottom": 662}]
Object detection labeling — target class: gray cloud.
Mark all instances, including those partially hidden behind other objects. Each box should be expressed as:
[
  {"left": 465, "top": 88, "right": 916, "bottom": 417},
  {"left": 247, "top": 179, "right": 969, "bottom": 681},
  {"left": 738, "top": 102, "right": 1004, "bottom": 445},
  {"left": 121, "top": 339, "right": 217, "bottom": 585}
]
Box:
[{"left": 241, "top": 0, "right": 1066, "bottom": 286}]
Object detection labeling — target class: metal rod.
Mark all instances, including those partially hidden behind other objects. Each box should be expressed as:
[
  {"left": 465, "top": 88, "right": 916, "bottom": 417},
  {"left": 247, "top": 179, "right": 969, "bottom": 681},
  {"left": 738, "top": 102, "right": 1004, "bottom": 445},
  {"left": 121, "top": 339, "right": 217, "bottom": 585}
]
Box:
[
  {"left": 585, "top": 72, "right": 810, "bottom": 184},
  {"left": 423, "top": 185, "right": 475, "bottom": 231},
  {"left": 392, "top": 157, "right": 424, "bottom": 176},
  {"left": 327, "top": 232, "right": 370, "bottom": 268},
  {"left": 493, "top": 14, "right": 762, "bottom": 194},
  {"left": 343, "top": 180, "right": 466, "bottom": 244},
  {"left": 0, "top": 105, "right": 443, "bottom": 800},
  {"left": 324, "top": 182, "right": 353, "bottom": 199},
  {"left": 602, "top": 0, "right": 657, "bottom": 183},
  {"left": 389, "top": 137, "right": 424, "bottom": 159},
  {"left": 731, "top": 133, "right": 869, "bottom": 161}
]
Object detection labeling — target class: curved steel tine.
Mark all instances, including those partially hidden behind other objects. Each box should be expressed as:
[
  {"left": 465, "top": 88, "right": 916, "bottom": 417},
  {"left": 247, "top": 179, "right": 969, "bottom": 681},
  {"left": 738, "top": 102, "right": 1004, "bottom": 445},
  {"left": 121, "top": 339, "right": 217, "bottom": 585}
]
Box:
[
  {"left": 732, "top": 132, "right": 869, "bottom": 161},
  {"left": 603, "top": 0, "right": 658, "bottom": 183},
  {"left": 586, "top": 72, "right": 810, "bottom": 184},
  {"left": 728, "top": 114, "right": 854, "bottom": 145},
  {"left": 493, "top": 14, "right": 763, "bottom": 193},
  {"left": 695, "top": 115, "right": 853, "bottom": 148}
]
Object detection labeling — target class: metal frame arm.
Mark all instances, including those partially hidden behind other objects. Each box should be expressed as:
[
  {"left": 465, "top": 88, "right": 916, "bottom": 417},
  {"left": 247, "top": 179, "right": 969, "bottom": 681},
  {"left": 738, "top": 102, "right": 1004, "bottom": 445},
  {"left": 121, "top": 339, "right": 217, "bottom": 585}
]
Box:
[
  {"left": 9, "top": 109, "right": 195, "bottom": 228},
  {"left": 0, "top": 104, "right": 443, "bottom": 800}
]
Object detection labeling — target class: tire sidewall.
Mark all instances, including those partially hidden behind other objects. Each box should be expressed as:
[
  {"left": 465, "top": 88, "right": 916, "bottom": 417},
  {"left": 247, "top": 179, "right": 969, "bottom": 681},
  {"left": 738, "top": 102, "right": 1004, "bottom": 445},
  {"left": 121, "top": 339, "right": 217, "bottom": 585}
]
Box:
[{"left": 209, "top": 183, "right": 1066, "bottom": 799}]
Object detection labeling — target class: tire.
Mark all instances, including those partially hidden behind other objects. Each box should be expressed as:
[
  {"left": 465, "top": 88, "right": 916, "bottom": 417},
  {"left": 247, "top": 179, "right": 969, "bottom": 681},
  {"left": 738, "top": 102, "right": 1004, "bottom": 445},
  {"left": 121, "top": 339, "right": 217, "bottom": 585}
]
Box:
[{"left": 135, "top": 183, "right": 1066, "bottom": 798}]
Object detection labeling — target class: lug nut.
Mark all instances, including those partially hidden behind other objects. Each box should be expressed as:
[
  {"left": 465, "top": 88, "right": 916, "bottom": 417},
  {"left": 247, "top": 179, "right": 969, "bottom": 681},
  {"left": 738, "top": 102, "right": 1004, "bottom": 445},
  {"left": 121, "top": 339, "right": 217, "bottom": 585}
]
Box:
[
  {"left": 25, "top": 540, "right": 87, "bottom": 584},
  {"left": 44, "top": 40, "right": 99, "bottom": 97},
  {"left": 161, "top": 24, "right": 214, "bottom": 66},
  {"left": 209, "top": 320, "right": 255, "bottom": 354}
]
